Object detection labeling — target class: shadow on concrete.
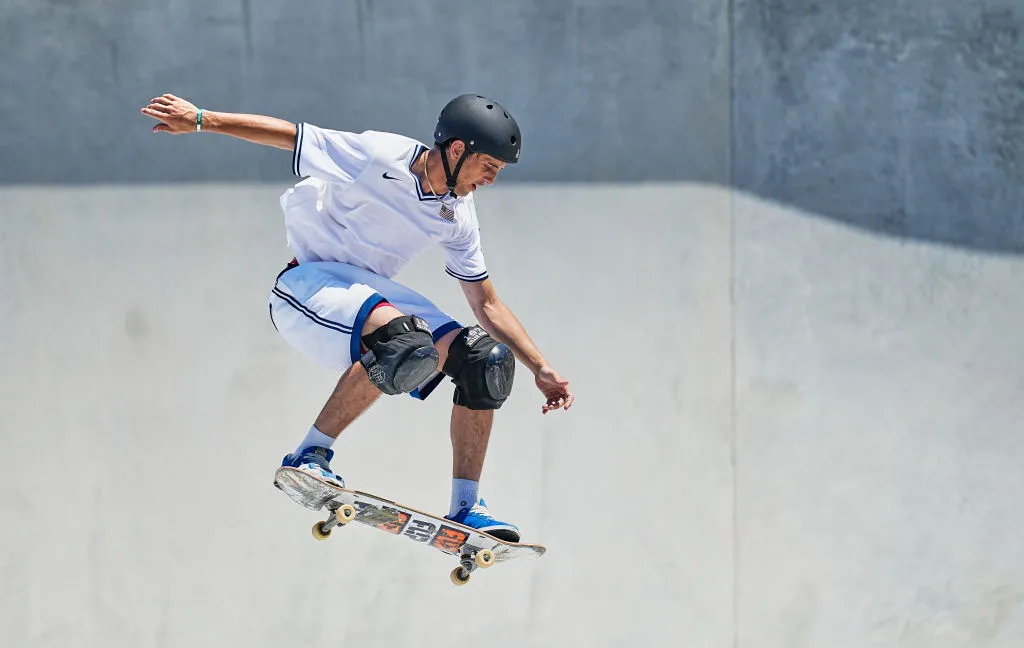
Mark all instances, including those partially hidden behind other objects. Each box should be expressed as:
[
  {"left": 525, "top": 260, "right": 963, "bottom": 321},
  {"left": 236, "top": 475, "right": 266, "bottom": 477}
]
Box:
[{"left": 731, "top": 0, "right": 1024, "bottom": 255}]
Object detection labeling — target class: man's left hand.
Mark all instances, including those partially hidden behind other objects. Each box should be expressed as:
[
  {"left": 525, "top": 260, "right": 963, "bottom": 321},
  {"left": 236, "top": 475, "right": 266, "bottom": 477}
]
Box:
[{"left": 535, "top": 366, "right": 574, "bottom": 414}]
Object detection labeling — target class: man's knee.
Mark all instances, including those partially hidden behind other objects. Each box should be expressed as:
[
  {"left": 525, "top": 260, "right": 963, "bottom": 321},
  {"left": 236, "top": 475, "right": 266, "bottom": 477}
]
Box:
[
  {"left": 442, "top": 325, "right": 515, "bottom": 410},
  {"left": 360, "top": 315, "right": 439, "bottom": 395}
]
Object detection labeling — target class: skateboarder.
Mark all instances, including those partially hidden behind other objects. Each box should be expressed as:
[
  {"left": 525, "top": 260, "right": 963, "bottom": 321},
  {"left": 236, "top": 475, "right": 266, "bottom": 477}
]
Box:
[{"left": 141, "top": 93, "right": 574, "bottom": 542}]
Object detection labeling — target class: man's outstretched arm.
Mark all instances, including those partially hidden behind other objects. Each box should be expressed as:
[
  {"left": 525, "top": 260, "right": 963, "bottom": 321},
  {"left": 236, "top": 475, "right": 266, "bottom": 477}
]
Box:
[{"left": 141, "top": 94, "right": 296, "bottom": 150}]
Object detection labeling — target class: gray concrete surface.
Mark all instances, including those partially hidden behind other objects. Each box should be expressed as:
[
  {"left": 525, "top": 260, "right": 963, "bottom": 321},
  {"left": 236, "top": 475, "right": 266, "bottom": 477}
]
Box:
[
  {"left": 3, "top": 182, "right": 1023, "bottom": 647},
  {"left": 734, "top": 195, "right": 1024, "bottom": 647},
  {"left": 4, "top": 1, "right": 1022, "bottom": 255},
  {"left": 733, "top": 0, "right": 1024, "bottom": 253},
  {"left": 0, "top": 184, "right": 734, "bottom": 647},
  {"left": 0, "top": 0, "right": 728, "bottom": 185},
  {"left": 3, "top": 0, "right": 1023, "bottom": 645}
]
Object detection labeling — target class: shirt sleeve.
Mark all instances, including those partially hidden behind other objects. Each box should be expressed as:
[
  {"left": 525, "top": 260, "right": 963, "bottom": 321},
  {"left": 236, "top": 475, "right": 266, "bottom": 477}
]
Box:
[
  {"left": 291, "top": 123, "right": 372, "bottom": 184},
  {"left": 443, "top": 197, "right": 489, "bottom": 283}
]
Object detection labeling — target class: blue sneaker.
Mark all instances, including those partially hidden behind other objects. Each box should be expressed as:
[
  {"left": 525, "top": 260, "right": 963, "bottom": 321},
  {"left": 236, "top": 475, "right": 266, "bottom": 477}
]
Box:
[
  {"left": 446, "top": 498, "right": 520, "bottom": 543},
  {"left": 280, "top": 446, "right": 345, "bottom": 488}
]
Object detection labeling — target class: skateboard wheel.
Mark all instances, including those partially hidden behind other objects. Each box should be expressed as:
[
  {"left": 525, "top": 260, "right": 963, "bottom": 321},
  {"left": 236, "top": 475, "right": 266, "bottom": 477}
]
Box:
[
  {"left": 450, "top": 567, "right": 471, "bottom": 586},
  {"left": 475, "top": 549, "right": 495, "bottom": 569},
  {"left": 312, "top": 521, "right": 332, "bottom": 541},
  {"left": 336, "top": 504, "right": 357, "bottom": 525}
]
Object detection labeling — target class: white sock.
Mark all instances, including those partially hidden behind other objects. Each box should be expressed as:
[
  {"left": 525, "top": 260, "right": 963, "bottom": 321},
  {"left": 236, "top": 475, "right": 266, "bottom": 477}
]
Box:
[
  {"left": 296, "top": 426, "right": 336, "bottom": 455},
  {"left": 450, "top": 479, "right": 479, "bottom": 517}
]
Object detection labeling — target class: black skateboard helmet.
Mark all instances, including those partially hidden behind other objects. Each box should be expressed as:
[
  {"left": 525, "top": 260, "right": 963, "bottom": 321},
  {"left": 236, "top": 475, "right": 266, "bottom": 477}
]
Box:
[{"left": 433, "top": 94, "right": 521, "bottom": 194}]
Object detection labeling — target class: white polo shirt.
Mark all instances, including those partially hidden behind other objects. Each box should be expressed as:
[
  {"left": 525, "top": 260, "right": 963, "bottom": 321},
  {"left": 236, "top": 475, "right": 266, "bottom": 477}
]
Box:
[{"left": 278, "top": 123, "right": 488, "bottom": 283}]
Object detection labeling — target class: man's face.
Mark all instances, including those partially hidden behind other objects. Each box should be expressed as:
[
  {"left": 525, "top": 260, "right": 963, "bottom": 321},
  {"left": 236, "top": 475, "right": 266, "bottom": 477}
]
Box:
[{"left": 448, "top": 141, "right": 507, "bottom": 194}]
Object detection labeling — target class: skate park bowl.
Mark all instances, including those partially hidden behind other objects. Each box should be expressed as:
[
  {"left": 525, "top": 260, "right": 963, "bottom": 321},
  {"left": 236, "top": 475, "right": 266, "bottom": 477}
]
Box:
[{"left": 2, "top": 2, "right": 1023, "bottom": 647}]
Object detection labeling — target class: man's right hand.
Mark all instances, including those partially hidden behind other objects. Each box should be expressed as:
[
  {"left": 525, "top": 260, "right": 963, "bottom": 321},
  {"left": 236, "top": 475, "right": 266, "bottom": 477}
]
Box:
[{"left": 141, "top": 94, "right": 201, "bottom": 134}]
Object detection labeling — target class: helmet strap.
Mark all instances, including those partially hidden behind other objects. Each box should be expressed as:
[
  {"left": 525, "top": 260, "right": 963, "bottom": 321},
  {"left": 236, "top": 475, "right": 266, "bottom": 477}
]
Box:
[{"left": 439, "top": 141, "right": 470, "bottom": 197}]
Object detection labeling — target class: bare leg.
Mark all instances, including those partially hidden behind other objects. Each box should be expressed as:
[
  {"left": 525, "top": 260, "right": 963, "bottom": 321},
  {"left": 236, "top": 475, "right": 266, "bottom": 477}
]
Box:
[
  {"left": 362, "top": 303, "right": 404, "bottom": 333},
  {"left": 450, "top": 405, "right": 494, "bottom": 481},
  {"left": 434, "top": 328, "right": 495, "bottom": 482},
  {"left": 311, "top": 302, "right": 406, "bottom": 438},
  {"left": 312, "top": 362, "right": 382, "bottom": 437}
]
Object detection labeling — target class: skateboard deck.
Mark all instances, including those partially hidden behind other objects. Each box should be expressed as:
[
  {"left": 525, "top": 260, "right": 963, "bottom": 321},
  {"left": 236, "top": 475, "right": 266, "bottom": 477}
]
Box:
[{"left": 274, "top": 466, "right": 546, "bottom": 585}]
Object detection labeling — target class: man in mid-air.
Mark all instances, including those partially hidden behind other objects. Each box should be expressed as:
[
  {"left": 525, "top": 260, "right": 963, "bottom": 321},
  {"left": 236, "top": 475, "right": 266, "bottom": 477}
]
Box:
[{"left": 141, "top": 92, "right": 574, "bottom": 541}]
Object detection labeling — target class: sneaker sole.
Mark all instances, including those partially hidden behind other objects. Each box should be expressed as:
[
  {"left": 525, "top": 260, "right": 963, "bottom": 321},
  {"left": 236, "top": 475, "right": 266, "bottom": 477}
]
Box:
[{"left": 484, "top": 528, "right": 521, "bottom": 543}]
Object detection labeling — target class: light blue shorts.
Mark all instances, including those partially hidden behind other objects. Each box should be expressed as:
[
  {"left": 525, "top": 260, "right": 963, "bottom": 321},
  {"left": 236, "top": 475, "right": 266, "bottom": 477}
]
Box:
[{"left": 268, "top": 261, "right": 463, "bottom": 400}]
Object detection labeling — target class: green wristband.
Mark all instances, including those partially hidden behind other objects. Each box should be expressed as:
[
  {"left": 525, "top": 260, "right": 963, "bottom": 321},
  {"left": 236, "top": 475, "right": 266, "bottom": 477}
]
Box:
[{"left": 196, "top": 109, "right": 204, "bottom": 132}]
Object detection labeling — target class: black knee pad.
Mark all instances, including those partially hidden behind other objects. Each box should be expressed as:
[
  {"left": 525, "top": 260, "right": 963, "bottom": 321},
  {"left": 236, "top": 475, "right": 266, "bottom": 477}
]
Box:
[
  {"left": 442, "top": 325, "right": 515, "bottom": 410},
  {"left": 360, "top": 315, "right": 439, "bottom": 395}
]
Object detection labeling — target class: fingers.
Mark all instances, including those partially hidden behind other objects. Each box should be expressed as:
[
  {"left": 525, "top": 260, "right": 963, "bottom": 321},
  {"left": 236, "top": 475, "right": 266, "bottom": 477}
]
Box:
[
  {"left": 144, "top": 97, "right": 176, "bottom": 116},
  {"left": 141, "top": 94, "right": 189, "bottom": 134},
  {"left": 141, "top": 106, "right": 170, "bottom": 118},
  {"left": 551, "top": 394, "right": 573, "bottom": 411},
  {"left": 541, "top": 391, "right": 573, "bottom": 414},
  {"left": 141, "top": 107, "right": 174, "bottom": 134},
  {"left": 536, "top": 370, "right": 573, "bottom": 414},
  {"left": 141, "top": 94, "right": 185, "bottom": 119}
]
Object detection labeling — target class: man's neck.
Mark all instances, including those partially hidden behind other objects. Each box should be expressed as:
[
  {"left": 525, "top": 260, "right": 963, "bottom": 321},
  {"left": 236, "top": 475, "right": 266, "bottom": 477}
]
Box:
[{"left": 414, "top": 148, "right": 449, "bottom": 197}]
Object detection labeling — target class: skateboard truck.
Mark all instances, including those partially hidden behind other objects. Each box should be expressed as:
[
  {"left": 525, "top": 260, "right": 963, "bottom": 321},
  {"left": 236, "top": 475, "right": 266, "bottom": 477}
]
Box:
[
  {"left": 311, "top": 500, "right": 358, "bottom": 540},
  {"left": 450, "top": 547, "right": 496, "bottom": 586}
]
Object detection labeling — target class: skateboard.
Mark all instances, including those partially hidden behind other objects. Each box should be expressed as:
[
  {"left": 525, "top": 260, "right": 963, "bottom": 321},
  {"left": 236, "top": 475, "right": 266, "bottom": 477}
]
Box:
[{"left": 274, "top": 466, "right": 546, "bottom": 586}]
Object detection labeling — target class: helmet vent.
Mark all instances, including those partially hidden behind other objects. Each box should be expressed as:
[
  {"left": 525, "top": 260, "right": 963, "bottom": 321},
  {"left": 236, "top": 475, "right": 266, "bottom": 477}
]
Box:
[
  {"left": 486, "top": 104, "right": 493, "bottom": 109},
  {"left": 510, "top": 136, "right": 517, "bottom": 145}
]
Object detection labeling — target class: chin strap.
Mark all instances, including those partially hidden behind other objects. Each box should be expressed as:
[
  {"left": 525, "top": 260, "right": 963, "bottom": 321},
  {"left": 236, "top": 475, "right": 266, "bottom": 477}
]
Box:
[{"left": 438, "top": 142, "right": 470, "bottom": 197}]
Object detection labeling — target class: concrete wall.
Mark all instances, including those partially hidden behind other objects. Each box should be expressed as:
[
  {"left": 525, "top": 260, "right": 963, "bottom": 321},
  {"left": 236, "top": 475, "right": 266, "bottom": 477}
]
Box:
[
  {"left": 1, "top": 0, "right": 728, "bottom": 185},
  {"left": 3, "top": 1, "right": 1024, "bottom": 646},
  {"left": 733, "top": 0, "right": 1024, "bottom": 252},
  {"left": 3, "top": 1, "right": 1022, "bottom": 254},
  {"left": 733, "top": 193, "right": 1024, "bottom": 648},
  {"left": 1, "top": 184, "right": 735, "bottom": 647},
  {"left": 2, "top": 183, "right": 1023, "bottom": 647}
]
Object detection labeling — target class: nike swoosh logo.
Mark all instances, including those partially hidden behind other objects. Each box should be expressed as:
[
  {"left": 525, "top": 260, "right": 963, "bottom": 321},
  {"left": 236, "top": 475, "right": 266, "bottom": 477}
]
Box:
[{"left": 382, "top": 172, "right": 401, "bottom": 181}]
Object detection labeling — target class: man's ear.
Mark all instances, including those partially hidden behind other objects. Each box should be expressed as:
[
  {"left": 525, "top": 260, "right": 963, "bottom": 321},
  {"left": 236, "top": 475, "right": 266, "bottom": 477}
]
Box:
[{"left": 448, "top": 139, "right": 466, "bottom": 160}]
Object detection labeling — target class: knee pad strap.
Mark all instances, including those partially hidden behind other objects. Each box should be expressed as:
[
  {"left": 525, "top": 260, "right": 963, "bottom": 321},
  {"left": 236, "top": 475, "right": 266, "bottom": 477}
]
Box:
[{"left": 360, "top": 315, "right": 439, "bottom": 395}]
